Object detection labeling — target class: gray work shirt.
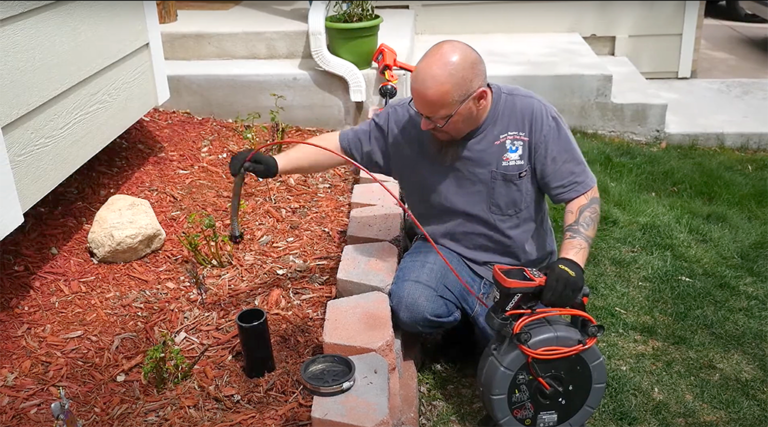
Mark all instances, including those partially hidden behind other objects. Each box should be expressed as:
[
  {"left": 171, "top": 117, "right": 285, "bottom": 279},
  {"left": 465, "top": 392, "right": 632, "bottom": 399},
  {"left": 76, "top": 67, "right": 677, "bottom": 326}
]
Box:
[{"left": 339, "top": 83, "right": 597, "bottom": 282}]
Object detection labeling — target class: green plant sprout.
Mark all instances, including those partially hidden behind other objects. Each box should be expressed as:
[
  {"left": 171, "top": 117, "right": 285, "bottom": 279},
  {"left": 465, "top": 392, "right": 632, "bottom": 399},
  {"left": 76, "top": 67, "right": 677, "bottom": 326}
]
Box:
[
  {"left": 260, "top": 93, "right": 290, "bottom": 154},
  {"left": 233, "top": 111, "right": 262, "bottom": 143},
  {"left": 142, "top": 333, "right": 190, "bottom": 392},
  {"left": 233, "top": 93, "right": 290, "bottom": 154},
  {"left": 327, "top": 1, "right": 376, "bottom": 23},
  {"left": 179, "top": 212, "right": 233, "bottom": 268}
]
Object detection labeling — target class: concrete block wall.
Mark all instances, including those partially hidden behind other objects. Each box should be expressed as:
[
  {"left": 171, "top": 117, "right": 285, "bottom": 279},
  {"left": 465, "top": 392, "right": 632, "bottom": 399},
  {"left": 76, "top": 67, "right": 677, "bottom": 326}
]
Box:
[{"left": 312, "top": 172, "right": 419, "bottom": 427}]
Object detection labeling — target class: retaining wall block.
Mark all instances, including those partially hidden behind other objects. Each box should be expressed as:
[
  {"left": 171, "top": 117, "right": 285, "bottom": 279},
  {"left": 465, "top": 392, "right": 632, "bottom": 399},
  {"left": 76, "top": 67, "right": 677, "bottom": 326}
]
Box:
[
  {"left": 394, "top": 329, "right": 420, "bottom": 427},
  {"left": 322, "top": 291, "right": 400, "bottom": 424},
  {"left": 336, "top": 242, "right": 399, "bottom": 297},
  {"left": 359, "top": 173, "right": 396, "bottom": 185},
  {"left": 350, "top": 182, "right": 401, "bottom": 209},
  {"left": 346, "top": 204, "right": 404, "bottom": 245},
  {"left": 311, "top": 352, "right": 392, "bottom": 427}
]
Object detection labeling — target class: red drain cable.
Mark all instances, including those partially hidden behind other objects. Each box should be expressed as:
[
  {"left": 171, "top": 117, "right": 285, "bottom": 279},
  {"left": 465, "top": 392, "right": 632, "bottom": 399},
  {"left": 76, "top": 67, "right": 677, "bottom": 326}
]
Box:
[
  {"left": 232, "top": 139, "right": 487, "bottom": 308},
  {"left": 231, "top": 139, "right": 601, "bottom": 367}
]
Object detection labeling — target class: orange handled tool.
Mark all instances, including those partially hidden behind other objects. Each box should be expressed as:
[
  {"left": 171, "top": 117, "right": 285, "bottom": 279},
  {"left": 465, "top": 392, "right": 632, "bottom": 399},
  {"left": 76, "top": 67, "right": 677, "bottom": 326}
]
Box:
[{"left": 373, "top": 43, "right": 415, "bottom": 85}]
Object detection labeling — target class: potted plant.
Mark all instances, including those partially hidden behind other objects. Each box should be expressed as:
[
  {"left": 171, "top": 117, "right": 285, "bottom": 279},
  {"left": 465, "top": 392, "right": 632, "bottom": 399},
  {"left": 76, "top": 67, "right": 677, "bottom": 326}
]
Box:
[{"left": 325, "top": 1, "right": 383, "bottom": 70}]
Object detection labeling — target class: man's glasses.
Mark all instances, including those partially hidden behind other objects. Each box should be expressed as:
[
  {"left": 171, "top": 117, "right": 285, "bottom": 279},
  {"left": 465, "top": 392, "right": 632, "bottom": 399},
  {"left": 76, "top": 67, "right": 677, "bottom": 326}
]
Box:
[{"left": 408, "top": 84, "right": 489, "bottom": 129}]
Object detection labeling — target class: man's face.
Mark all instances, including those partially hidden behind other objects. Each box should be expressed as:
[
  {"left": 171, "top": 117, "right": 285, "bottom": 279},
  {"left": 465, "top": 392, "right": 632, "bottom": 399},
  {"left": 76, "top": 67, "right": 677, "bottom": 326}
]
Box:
[
  {"left": 409, "top": 86, "right": 489, "bottom": 163},
  {"left": 410, "top": 86, "right": 486, "bottom": 143}
]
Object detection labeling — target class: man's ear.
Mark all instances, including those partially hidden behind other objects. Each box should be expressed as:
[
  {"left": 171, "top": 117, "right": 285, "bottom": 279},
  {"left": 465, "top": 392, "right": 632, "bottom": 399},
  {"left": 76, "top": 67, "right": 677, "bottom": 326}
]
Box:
[{"left": 475, "top": 88, "right": 491, "bottom": 107}]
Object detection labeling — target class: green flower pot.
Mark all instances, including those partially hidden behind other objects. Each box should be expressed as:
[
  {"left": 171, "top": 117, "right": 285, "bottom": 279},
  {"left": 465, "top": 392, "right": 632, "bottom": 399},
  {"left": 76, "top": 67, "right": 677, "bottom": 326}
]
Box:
[{"left": 325, "top": 14, "right": 384, "bottom": 70}]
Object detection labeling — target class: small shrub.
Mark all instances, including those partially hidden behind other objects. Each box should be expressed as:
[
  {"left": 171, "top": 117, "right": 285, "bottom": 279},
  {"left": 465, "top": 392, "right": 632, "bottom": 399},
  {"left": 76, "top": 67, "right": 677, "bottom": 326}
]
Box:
[
  {"left": 142, "top": 333, "right": 190, "bottom": 392},
  {"left": 233, "top": 93, "right": 290, "bottom": 154},
  {"left": 233, "top": 112, "right": 262, "bottom": 144},
  {"left": 262, "top": 93, "right": 290, "bottom": 154},
  {"left": 327, "top": 1, "right": 376, "bottom": 23},
  {"left": 179, "top": 212, "right": 233, "bottom": 268}
]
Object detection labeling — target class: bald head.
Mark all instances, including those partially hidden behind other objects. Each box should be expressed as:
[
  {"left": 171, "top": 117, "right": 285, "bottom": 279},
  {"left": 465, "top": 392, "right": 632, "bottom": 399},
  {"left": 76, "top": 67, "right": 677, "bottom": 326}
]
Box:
[{"left": 412, "top": 40, "right": 488, "bottom": 103}]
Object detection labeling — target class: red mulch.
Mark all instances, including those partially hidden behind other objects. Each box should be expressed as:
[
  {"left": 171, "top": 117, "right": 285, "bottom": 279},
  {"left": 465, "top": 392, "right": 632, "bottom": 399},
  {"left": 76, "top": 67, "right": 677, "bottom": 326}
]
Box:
[{"left": 0, "top": 109, "right": 356, "bottom": 426}]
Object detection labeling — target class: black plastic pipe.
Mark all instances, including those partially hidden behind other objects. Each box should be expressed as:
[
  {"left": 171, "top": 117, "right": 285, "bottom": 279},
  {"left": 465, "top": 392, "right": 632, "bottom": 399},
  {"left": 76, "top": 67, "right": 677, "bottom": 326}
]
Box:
[
  {"left": 236, "top": 307, "right": 276, "bottom": 379},
  {"left": 229, "top": 172, "right": 246, "bottom": 244}
]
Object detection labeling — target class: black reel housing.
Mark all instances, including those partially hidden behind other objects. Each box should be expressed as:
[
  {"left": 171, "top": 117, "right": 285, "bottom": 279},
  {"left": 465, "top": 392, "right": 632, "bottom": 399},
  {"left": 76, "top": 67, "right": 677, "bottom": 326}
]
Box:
[
  {"left": 477, "top": 315, "right": 607, "bottom": 427},
  {"left": 477, "top": 266, "right": 607, "bottom": 426}
]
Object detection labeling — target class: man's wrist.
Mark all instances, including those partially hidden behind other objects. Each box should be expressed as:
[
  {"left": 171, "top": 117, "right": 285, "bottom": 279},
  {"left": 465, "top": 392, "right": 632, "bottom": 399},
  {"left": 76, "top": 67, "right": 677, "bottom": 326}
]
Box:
[
  {"left": 270, "top": 153, "right": 284, "bottom": 177},
  {"left": 557, "top": 248, "right": 587, "bottom": 269},
  {"left": 555, "top": 256, "right": 583, "bottom": 274}
]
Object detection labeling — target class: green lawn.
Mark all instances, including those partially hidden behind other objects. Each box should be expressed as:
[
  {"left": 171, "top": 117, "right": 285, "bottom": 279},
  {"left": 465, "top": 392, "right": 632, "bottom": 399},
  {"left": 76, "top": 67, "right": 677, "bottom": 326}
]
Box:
[{"left": 418, "top": 133, "right": 768, "bottom": 427}]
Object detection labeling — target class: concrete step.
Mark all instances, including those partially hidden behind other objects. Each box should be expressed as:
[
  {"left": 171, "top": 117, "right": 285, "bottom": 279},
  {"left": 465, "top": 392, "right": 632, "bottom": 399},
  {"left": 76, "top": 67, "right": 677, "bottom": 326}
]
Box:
[
  {"left": 161, "top": 1, "right": 311, "bottom": 60},
  {"left": 646, "top": 79, "right": 768, "bottom": 149},
  {"left": 162, "top": 28, "right": 669, "bottom": 139},
  {"left": 559, "top": 55, "right": 668, "bottom": 140},
  {"left": 160, "top": 3, "right": 416, "bottom": 128},
  {"left": 410, "top": 33, "right": 614, "bottom": 104},
  {"left": 161, "top": 2, "right": 416, "bottom": 62},
  {"left": 161, "top": 58, "right": 411, "bottom": 129}
]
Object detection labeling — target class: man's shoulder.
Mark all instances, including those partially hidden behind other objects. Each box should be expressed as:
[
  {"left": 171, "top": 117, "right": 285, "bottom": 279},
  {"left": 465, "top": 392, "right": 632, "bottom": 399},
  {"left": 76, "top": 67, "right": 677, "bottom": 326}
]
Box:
[
  {"left": 358, "top": 97, "right": 420, "bottom": 129},
  {"left": 338, "top": 96, "right": 422, "bottom": 152},
  {"left": 341, "top": 97, "right": 416, "bottom": 132},
  {"left": 382, "top": 97, "right": 420, "bottom": 120}
]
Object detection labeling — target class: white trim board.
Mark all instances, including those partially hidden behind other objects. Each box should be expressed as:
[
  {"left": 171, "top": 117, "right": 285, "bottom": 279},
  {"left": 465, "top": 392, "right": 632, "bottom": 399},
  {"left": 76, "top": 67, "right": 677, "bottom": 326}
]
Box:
[
  {"left": 143, "top": 0, "right": 170, "bottom": 104},
  {"left": 0, "top": 127, "right": 24, "bottom": 240},
  {"left": 678, "top": 0, "right": 701, "bottom": 78}
]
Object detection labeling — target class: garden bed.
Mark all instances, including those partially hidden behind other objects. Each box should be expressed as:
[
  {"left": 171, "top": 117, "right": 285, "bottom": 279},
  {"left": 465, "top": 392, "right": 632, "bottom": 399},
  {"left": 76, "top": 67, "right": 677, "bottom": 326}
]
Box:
[{"left": 0, "top": 109, "right": 355, "bottom": 426}]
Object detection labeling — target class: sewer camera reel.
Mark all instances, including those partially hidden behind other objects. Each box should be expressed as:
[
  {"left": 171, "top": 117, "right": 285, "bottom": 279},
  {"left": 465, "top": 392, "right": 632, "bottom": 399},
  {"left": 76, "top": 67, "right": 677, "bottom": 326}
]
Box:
[
  {"left": 228, "top": 45, "right": 608, "bottom": 423},
  {"left": 477, "top": 266, "right": 607, "bottom": 426}
]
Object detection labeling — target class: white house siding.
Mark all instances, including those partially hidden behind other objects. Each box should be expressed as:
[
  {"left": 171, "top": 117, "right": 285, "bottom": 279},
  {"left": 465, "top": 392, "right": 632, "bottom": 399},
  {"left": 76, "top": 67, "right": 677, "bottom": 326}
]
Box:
[
  {"left": 376, "top": 0, "right": 693, "bottom": 78},
  {"left": 0, "top": 128, "right": 24, "bottom": 240},
  {"left": 0, "top": 1, "right": 165, "bottom": 239}
]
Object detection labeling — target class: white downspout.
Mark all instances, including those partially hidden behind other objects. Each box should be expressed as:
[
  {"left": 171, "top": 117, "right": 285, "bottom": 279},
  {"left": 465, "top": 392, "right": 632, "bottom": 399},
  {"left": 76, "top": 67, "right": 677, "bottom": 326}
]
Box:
[{"left": 308, "top": 1, "right": 366, "bottom": 103}]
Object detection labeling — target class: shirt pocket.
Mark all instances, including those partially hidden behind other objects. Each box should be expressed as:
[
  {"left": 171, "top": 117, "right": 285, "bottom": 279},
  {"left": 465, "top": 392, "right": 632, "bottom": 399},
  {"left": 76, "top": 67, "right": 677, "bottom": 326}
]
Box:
[{"left": 489, "top": 167, "right": 532, "bottom": 217}]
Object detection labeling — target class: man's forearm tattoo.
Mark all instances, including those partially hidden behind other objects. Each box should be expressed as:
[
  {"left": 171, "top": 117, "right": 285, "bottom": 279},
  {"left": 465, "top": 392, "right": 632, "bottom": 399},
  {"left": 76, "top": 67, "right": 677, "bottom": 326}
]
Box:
[{"left": 563, "top": 189, "right": 601, "bottom": 248}]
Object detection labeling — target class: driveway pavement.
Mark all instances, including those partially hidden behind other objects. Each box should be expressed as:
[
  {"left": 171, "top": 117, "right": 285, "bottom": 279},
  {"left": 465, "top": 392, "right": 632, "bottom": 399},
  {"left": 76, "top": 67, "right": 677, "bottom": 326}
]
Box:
[{"left": 696, "top": 17, "right": 768, "bottom": 78}]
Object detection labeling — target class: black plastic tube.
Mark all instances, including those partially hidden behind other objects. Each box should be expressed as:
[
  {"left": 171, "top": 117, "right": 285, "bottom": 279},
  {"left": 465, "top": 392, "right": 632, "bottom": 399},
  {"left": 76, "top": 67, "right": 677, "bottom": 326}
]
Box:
[
  {"left": 229, "top": 172, "right": 246, "bottom": 244},
  {"left": 236, "top": 308, "right": 276, "bottom": 379}
]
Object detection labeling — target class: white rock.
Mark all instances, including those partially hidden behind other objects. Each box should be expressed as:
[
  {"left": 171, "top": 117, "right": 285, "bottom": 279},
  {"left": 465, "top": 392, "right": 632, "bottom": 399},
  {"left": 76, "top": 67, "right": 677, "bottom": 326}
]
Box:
[{"left": 87, "top": 195, "right": 165, "bottom": 263}]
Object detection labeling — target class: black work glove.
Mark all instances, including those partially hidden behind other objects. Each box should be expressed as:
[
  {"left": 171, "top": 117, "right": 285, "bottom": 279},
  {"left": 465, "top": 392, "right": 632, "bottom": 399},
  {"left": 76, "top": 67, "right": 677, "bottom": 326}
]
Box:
[
  {"left": 539, "top": 257, "right": 584, "bottom": 308},
  {"left": 229, "top": 150, "right": 278, "bottom": 179}
]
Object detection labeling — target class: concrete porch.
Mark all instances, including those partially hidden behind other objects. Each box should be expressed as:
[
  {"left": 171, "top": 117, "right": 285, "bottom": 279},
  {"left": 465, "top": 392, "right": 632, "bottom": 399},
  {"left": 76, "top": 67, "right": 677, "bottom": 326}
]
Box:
[{"left": 158, "top": 1, "right": 768, "bottom": 149}]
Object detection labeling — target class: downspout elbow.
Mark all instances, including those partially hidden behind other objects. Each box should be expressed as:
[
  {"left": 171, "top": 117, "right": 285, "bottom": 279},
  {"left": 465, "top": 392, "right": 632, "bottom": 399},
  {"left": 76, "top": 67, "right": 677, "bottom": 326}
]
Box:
[{"left": 308, "top": 1, "right": 366, "bottom": 103}]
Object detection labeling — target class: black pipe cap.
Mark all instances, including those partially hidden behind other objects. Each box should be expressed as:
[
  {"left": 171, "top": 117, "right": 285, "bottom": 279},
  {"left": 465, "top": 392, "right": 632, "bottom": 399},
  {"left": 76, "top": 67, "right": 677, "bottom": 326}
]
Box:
[{"left": 300, "top": 354, "right": 356, "bottom": 397}]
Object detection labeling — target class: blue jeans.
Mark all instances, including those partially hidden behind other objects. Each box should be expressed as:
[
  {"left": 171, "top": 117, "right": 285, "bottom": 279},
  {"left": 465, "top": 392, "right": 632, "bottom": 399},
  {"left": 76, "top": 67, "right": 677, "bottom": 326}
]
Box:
[{"left": 389, "top": 237, "right": 496, "bottom": 346}]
